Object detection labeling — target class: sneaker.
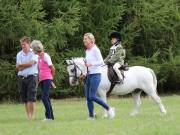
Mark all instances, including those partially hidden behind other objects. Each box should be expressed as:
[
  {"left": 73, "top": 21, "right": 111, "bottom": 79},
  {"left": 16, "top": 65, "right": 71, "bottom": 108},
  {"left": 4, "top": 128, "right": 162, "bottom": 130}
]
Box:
[
  {"left": 108, "top": 107, "right": 115, "bottom": 118},
  {"left": 94, "top": 113, "right": 97, "bottom": 118},
  {"left": 42, "top": 118, "right": 53, "bottom": 122},
  {"left": 87, "top": 117, "right": 95, "bottom": 121}
]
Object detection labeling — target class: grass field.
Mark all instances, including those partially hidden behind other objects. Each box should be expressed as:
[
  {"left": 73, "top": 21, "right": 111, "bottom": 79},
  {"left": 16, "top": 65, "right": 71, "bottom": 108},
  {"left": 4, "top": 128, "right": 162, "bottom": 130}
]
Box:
[{"left": 0, "top": 96, "right": 180, "bottom": 135}]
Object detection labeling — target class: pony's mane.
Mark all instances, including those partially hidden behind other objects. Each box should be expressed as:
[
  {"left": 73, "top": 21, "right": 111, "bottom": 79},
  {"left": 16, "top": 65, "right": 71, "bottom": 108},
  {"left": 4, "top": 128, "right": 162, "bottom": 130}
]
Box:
[
  {"left": 71, "top": 57, "right": 84, "bottom": 64},
  {"left": 71, "top": 57, "right": 84, "bottom": 60}
]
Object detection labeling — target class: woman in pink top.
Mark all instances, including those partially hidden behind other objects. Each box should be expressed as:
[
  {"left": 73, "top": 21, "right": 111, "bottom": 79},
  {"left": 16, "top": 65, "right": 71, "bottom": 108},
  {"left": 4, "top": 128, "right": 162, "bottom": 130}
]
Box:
[{"left": 31, "top": 40, "right": 55, "bottom": 121}]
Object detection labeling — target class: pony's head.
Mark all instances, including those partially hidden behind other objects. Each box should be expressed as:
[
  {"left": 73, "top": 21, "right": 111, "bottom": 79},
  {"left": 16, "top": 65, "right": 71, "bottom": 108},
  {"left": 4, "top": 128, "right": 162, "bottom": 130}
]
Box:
[{"left": 66, "top": 57, "right": 87, "bottom": 86}]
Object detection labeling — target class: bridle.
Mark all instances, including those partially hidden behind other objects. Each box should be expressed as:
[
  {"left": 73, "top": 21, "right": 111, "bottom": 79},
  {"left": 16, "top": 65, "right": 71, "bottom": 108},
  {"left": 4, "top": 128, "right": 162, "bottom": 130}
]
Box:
[{"left": 68, "top": 60, "right": 85, "bottom": 82}]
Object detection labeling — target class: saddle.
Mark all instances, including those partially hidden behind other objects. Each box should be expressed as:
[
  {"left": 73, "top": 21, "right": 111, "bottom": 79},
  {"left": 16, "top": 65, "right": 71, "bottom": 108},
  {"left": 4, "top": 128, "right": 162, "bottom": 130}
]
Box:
[{"left": 107, "top": 63, "right": 129, "bottom": 97}]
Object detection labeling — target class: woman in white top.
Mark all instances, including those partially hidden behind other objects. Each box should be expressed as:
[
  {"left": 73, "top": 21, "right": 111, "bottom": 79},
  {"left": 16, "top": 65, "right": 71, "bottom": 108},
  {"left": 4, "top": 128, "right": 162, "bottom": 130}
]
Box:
[{"left": 83, "top": 33, "right": 115, "bottom": 119}]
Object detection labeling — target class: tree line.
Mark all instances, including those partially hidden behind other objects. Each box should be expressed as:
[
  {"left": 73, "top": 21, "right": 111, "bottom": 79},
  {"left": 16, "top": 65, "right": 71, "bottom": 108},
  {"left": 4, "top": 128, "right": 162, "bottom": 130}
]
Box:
[{"left": 0, "top": 0, "right": 179, "bottom": 101}]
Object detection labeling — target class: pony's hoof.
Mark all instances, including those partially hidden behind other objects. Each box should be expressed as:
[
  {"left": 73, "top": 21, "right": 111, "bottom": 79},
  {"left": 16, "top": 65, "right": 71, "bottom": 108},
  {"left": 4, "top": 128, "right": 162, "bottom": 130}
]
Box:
[
  {"left": 130, "top": 112, "right": 139, "bottom": 116},
  {"left": 161, "top": 110, "right": 167, "bottom": 115}
]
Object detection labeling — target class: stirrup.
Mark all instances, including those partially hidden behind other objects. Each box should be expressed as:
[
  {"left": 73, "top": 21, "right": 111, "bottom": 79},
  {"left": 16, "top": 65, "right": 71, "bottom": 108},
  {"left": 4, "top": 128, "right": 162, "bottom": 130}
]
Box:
[{"left": 115, "top": 79, "right": 123, "bottom": 84}]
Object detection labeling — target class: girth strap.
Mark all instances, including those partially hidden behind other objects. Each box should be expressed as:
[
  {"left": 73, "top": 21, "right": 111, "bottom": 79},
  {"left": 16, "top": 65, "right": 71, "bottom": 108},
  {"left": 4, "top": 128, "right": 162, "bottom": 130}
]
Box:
[{"left": 107, "top": 83, "right": 116, "bottom": 97}]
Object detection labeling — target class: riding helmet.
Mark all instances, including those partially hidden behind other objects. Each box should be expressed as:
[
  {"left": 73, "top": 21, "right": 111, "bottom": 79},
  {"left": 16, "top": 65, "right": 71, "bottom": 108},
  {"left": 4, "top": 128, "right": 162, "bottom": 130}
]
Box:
[{"left": 109, "top": 31, "right": 121, "bottom": 41}]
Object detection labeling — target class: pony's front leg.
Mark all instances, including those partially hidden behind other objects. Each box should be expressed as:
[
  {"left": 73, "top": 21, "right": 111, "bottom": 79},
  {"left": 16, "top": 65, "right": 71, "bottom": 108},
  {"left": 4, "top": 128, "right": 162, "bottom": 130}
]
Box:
[
  {"left": 130, "top": 90, "right": 142, "bottom": 116},
  {"left": 98, "top": 89, "right": 108, "bottom": 118}
]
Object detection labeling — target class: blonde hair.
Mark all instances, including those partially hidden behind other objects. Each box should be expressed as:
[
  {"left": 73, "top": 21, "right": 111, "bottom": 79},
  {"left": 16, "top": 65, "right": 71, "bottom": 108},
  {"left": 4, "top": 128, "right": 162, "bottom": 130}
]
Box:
[
  {"left": 84, "top": 33, "right": 95, "bottom": 44},
  {"left": 30, "top": 40, "right": 44, "bottom": 52}
]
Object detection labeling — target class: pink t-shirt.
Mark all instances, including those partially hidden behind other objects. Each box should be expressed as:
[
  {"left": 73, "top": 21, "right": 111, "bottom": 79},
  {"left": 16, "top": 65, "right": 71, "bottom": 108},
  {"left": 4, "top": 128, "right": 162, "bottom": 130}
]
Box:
[{"left": 39, "top": 52, "right": 53, "bottom": 81}]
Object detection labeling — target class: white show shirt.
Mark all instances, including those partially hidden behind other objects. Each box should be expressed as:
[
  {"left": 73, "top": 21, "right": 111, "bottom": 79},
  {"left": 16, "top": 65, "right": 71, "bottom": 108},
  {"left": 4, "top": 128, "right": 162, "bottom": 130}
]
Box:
[
  {"left": 85, "top": 45, "right": 104, "bottom": 74},
  {"left": 110, "top": 44, "right": 118, "bottom": 55}
]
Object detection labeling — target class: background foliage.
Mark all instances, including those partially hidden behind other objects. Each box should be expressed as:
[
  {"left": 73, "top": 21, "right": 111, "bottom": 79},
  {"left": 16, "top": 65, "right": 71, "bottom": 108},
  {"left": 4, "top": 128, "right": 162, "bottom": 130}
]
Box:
[{"left": 0, "top": 0, "right": 179, "bottom": 101}]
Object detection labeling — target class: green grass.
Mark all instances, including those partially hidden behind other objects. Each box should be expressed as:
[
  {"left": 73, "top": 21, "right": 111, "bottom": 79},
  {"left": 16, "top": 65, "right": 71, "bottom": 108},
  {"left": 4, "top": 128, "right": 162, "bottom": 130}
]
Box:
[{"left": 0, "top": 96, "right": 180, "bottom": 135}]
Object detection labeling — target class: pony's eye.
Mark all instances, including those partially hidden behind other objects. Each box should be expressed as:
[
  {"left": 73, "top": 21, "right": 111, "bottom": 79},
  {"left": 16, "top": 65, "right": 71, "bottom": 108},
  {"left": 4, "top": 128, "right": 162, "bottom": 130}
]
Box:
[{"left": 71, "top": 69, "right": 75, "bottom": 72}]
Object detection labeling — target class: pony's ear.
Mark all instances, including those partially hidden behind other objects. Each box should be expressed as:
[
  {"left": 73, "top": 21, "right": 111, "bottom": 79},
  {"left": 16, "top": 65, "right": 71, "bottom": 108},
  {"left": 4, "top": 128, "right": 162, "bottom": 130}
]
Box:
[
  {"left": 66, "top": 59, "right": 71, "bottom": 65},
  {"left": 66, "top": 59, "right": 73, "bottom": 65}
]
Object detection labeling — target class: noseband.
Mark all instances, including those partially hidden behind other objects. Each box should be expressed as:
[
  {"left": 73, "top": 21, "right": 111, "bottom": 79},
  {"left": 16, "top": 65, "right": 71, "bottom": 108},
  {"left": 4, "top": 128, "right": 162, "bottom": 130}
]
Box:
[{"left": 68, "top": 61, "right": 84, "bottom": 81}]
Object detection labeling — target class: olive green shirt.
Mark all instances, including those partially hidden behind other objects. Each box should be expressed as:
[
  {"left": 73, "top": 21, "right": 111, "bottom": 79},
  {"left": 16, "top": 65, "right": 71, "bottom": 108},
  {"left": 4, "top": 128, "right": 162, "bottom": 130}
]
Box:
[{"left": 104, "top": 43, "right": 125, "bottom": 64}]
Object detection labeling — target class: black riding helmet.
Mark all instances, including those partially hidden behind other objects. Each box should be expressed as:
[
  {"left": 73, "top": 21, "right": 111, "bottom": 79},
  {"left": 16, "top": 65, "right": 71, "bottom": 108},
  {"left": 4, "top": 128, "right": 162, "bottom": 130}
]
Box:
[{"left": 109, "top": 31, "right": 121, "bottom": 41}]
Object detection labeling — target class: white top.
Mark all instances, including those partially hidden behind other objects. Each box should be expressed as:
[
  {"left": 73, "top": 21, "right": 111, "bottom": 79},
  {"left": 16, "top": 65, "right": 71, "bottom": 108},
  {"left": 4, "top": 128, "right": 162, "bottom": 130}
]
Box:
[
  {"left": 110, "top": 44, "right": 118, "bottom": 54},
  {"left": 16, "top": 49, "right": 38, "bottom": 76},
  {"left": 85, "top": 45, "right": 104, "bottom": 74},
  {"left": 43, "top": 53, "right": 53, "bottom": 66}
]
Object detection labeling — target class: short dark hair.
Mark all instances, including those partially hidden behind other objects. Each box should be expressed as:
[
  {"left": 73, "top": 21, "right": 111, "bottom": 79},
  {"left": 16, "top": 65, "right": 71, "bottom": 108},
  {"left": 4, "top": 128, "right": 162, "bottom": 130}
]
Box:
[{"left": 20, "top": 36, "right": 31, "bottom": 44}]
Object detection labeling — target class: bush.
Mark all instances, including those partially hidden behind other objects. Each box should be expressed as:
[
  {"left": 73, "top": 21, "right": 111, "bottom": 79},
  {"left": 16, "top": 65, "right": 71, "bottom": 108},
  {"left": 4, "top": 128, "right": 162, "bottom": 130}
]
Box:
[{"left": 0, "top": 59, "right": 19, "bottom": 101}]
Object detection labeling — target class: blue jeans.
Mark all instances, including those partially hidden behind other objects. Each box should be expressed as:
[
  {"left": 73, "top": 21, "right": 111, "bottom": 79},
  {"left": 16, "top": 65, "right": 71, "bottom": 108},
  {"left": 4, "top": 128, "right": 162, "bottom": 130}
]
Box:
[
  {"left": 40, "top": 79, "right": 54, "bottom": 119},
  {"left": 85, "top": 73, "right": 109, "bottom": 117}
]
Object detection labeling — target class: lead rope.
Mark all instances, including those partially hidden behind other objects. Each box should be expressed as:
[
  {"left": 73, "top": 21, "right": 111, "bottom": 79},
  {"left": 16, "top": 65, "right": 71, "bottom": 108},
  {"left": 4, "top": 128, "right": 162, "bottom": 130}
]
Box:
[{"left": 83, "top": 59, "right": 89, "bottom": 75}]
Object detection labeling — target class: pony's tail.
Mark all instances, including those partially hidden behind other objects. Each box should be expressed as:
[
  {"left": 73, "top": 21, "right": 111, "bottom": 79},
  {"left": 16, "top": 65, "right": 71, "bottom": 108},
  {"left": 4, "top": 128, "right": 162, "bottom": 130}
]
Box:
[{"left": 149, "top": 68, "right": 157, "bottom": 92}]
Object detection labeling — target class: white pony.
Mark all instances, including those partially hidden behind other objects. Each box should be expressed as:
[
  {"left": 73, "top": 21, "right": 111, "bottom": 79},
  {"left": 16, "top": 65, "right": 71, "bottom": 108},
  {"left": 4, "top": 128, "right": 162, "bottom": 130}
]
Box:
[{"left": 66, "top": 57, "right": 167, "bottom": 116}]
